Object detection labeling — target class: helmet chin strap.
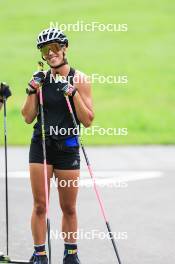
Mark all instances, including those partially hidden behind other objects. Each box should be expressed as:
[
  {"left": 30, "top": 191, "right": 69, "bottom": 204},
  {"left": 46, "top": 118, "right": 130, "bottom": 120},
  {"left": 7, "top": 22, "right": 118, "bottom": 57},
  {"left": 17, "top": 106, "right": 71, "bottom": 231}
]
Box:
[{"left": 50, "top": 59, "right": 68, "bottom": 69}]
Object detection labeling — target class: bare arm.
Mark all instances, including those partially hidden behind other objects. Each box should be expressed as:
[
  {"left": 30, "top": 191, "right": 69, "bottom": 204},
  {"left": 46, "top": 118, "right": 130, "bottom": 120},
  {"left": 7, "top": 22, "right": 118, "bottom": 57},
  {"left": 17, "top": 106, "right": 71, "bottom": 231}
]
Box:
[
  {"left": 21, "top": 70, "right": 47, "bottom": 124},
  {"left": 73, "top": 72, "right": 94, "bottom": 127},
  {"left": 21, "top": 94, "right": 38, "bottom": 124}
]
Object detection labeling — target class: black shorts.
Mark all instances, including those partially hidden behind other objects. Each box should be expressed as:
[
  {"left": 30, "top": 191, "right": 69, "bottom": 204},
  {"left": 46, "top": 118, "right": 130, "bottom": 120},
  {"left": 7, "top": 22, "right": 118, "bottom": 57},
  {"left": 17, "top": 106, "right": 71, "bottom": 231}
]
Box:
[{"left": 29, "top": 136, "right": 80, "bottom": 170}]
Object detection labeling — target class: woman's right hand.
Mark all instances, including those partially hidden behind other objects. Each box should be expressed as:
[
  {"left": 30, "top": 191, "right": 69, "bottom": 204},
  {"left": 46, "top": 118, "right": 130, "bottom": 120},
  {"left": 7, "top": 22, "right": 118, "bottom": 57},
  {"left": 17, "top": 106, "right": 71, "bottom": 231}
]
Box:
[
  {"left": 28, "top": 71, "right": 46, "bottom": 93},
  {"left": 22, "top": 71, "right": 46, "bottom": 123}
]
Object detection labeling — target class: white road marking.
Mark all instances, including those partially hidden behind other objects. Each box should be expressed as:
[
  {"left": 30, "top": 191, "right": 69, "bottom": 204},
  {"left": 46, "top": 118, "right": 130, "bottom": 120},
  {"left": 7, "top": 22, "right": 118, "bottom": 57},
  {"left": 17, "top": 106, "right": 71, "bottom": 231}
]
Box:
[{"left": 0, "top": 170, "right": 163, "bottom": 188}]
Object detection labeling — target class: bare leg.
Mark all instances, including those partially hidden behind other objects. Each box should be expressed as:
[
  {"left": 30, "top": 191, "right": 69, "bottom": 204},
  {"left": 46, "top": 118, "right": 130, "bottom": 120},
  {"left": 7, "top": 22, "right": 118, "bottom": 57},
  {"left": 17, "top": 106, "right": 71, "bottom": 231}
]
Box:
[
  {"left": 55, "top": 169, "right": 80, "bottom": 243},
  {"left": 30, "top": 163, "right": 53, "bottom": 245}
]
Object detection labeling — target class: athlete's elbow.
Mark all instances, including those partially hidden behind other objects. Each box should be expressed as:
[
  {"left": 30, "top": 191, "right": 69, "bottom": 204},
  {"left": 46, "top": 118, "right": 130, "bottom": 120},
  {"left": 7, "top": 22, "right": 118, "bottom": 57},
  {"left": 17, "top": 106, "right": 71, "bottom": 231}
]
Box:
[
  {"left": 83, "top": 112, "right": 94, "bottom": 127},
  {"left": 21, "top": 111, "right": 33, "bottom": 124},
  {"left": 23, "top": 115, "right": 33, "bottom": 124},
  {"left": 83, "top": 122, "right": 91, "bottom": 128},
  {"left": 25, "top": 117, "right": 33, "bottom": 124}
]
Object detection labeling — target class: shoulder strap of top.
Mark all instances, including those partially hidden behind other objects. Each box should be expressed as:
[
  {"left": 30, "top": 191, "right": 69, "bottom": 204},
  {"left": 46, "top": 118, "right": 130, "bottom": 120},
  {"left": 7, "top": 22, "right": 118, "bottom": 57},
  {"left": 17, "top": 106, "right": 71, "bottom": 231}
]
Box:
[{"left": 67, "top": 67, "right": 75, "bottom": 85}]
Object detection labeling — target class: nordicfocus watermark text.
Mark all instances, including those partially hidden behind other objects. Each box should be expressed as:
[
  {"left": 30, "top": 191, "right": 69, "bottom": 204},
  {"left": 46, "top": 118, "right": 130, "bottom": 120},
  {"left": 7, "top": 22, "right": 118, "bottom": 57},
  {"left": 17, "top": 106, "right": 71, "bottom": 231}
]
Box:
[
  {"left": 50, "top": 74, "right": 128, "bottom": 85},
  {"left": 50, "top": 229, "right": 128, "bottom": 241},
  {"left": 51, "top": 178, "right": 128, "bottom": 189},
  {"left": 50, "top": 126, "right": 128, "bottom": 137},
  {"left": 50, "top": 21, "right": 128, "bottom": 32}
]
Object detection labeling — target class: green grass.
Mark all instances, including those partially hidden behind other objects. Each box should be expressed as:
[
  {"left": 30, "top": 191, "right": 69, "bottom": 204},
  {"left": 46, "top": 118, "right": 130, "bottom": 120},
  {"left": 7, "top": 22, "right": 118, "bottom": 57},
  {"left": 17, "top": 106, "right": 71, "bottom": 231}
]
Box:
[{"left": 0, "top": 0, "right": 174, "bottom": 145}]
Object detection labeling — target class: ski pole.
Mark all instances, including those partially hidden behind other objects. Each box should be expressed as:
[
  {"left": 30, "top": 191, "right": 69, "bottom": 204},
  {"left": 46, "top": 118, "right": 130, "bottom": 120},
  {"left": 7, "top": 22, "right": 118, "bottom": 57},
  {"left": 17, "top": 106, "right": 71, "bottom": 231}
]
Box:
[
  {"left": 3, "top": 96, "right": 9, "bottom": 257},
  {"left": 64, "top": 94, "right": 122, "bottom": 264},
  {"left": 37, "top": 62, "right": 52, "bottom": 264}
]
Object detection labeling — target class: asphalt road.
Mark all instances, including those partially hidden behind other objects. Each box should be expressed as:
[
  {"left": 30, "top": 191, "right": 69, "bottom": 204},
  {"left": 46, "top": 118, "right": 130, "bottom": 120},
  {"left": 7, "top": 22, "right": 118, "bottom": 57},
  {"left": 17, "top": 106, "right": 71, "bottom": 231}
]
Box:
[{"left": 0, "top": 146, "right": 174, "bottom": 264}]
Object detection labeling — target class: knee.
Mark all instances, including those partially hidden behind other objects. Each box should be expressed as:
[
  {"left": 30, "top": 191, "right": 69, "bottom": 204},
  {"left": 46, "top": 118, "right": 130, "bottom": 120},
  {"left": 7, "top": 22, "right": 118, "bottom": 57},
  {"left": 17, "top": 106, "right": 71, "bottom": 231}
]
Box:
[
  {"left": 61, "top": 203, "right": 76, "bottom": 217},
  {"left": 34, "top": 202, "right": 46, "bottom": 216}
]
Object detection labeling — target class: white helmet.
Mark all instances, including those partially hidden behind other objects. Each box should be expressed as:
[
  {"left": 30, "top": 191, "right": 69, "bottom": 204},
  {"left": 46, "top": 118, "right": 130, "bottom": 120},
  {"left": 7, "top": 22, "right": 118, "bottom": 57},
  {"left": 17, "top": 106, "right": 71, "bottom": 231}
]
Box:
[{"left": 37, "top": 28, "right": 68, "bottom": 49}]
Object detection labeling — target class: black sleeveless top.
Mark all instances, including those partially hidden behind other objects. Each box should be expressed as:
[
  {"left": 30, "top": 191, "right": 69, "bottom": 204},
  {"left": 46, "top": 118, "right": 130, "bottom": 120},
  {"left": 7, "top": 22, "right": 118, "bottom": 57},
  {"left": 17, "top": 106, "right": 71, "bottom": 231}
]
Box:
[{"left": 33, "top": 67, "right": 80, "bottom": 140}]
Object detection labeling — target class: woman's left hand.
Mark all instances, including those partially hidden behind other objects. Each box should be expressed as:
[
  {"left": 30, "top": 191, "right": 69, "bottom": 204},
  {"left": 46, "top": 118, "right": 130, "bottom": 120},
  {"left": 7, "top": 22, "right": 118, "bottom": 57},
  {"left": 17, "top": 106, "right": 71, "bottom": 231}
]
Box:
[{"left": 59, "top": 81, "right": 77, "bottom": 97}]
